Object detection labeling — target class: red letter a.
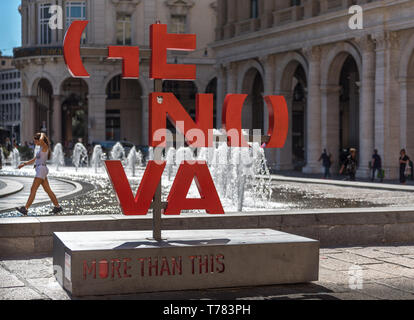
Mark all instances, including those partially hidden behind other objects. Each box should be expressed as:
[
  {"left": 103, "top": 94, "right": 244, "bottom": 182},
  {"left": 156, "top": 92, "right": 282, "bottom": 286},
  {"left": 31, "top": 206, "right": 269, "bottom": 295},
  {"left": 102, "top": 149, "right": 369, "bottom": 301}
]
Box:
[
  {"left": 165, "top": 161, "right": 224, "bottom": 215},
  {"left": 104, "top": 160, "right": 166, "bottom": 215}
]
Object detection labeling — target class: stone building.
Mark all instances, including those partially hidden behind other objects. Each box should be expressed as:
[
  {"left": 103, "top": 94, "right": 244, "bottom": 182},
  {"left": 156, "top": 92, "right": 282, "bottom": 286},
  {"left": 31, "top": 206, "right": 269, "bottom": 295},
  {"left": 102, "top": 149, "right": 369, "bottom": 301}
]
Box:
[
  {"left": 212, "top": 0, "right": 414, "bottom": 179},
  {"left": 0, "top": 54, "right": 22, "bottom": 143},
  {"left": 14, "top": 0, "right": 217, "bottom": 149}
]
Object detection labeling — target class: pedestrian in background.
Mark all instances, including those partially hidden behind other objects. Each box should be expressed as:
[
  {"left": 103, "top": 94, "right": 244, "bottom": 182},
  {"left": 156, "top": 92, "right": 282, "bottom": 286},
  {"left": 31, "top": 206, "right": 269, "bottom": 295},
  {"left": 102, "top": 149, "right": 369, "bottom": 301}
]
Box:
[
  {"left": 371, "top": 149, "right": 383, "bottom": 182},
  {"left": 318, "top": 148, "right": 332, "bottom": 179},
  {"left": 340, "top": 148, "right": 357, "bottom": 181},
  {"left": 399, "top": 149, "right": 410, "bottom": 184}
]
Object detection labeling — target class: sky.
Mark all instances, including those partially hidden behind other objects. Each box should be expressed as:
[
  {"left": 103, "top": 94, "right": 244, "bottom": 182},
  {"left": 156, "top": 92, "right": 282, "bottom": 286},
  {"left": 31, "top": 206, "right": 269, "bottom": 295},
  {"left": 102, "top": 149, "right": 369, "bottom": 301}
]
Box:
[{"left": 0, "top": 0, "right": 22, "bottom": 56}]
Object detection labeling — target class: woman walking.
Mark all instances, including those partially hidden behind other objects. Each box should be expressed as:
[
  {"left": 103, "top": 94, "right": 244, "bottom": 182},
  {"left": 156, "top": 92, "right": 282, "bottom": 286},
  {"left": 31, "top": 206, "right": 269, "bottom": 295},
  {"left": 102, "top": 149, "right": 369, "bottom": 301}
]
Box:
[
  {"left": 399, "top": 149, "right": 410, "bottom": 184},
  {"left": 15, "top": 133, "right": 63, "bottom": 216}
]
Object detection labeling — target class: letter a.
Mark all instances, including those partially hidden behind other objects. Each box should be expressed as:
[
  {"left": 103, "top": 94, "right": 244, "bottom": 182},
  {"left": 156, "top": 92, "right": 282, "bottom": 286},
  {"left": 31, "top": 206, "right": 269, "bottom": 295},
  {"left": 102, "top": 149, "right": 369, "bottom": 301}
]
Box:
[
  {"left": 165, "top": 161, "right": 224, "bottom": 215},
  {"left": 348, "top": 5, "right": 363, "bottom": 30}
]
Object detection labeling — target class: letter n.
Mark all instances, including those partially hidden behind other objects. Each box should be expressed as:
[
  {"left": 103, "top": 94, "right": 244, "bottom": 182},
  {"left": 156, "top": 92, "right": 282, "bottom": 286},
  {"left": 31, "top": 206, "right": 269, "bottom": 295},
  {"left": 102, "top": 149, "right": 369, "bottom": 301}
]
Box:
[{"left": 150, "top": 92, "right": 213, "bottom": 148}]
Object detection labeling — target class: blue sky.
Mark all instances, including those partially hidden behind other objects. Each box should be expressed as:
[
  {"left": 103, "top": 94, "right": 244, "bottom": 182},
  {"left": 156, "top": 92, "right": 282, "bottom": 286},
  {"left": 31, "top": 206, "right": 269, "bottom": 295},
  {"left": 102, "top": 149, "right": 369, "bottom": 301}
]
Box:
[{"left": 0, "top": 0, "right": 22, "bottom": 56}]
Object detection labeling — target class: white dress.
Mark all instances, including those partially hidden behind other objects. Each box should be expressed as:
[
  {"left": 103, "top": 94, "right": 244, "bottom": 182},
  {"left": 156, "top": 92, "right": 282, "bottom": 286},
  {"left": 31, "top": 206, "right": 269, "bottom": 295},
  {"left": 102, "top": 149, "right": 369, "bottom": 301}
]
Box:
[{"left": 35, "top": 149, "right": 49, "bottom": 180}]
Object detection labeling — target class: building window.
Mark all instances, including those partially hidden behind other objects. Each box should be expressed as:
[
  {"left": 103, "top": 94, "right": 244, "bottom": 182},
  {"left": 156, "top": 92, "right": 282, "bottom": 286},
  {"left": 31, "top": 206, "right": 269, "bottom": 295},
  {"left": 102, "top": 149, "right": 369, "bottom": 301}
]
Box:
[
  {"left": 39, "top": 3, "right": 52, "bottom": 44},
  {"left": 251, "top": 0, "right": 258, "bottom": 19},
  {"left": 1, "top": 61, "right": 5, "bottom": 66},
  {"left": 66, "top": 1, "right": 87, "bottom": 43},
  {"left": 106, "top": 110, "right": 121, "bottom": 141},
  {"left": 170, "top": 15, "right": 187, "bottom": 34},
  {"left": 116, "top": 13, "right": 132, "bottom": 45}
]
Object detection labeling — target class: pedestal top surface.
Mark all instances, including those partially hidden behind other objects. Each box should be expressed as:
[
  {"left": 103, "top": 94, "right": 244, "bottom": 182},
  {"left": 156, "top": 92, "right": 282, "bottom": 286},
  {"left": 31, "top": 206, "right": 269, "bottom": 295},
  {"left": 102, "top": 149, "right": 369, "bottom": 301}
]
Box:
[{"left": 54, "top": 229, "right": 318, "bottom": 251}]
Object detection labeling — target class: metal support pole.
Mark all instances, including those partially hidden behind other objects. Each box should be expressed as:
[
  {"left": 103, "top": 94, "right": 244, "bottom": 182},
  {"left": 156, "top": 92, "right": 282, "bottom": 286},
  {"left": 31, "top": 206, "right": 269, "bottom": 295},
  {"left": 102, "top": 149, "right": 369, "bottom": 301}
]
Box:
[{"left": 152, "top": 78, "right": 163, "bottom": 241}]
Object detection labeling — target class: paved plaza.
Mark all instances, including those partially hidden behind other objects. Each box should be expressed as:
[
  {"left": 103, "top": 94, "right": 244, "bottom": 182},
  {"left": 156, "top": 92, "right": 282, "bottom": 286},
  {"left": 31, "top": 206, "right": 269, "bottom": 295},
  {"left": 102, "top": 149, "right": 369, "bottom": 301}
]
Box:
[{"left": 0, "top": 246, "right": 414, "bottom": 300}]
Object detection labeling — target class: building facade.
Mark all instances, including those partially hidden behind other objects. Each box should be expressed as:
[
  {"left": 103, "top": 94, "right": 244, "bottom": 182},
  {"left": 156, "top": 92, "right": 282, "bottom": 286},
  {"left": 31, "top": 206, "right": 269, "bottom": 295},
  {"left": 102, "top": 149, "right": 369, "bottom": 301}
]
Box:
[
  {"left": 14, "top": 0, "right": 217, "bottom": 149},
  {"left": 212, "top": 0, "right": 414, "bottom": 179},
  {"left": 0, "top": 55, "right": 22, "bottom": 143}
]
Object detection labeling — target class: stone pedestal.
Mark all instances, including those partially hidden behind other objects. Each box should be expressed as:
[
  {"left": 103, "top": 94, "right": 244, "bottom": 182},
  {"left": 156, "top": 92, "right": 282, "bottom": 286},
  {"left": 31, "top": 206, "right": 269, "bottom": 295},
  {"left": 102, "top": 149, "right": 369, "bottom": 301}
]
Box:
[{"left": 53, "top": 229, "right": 319, "bottom": 297}]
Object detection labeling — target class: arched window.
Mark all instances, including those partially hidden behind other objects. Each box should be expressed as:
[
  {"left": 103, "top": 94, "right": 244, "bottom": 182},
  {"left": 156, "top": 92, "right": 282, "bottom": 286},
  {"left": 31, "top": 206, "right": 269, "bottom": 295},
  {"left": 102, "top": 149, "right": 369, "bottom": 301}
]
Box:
[{"left": 106, "top": 76, "right": 121, "bottom": 100}]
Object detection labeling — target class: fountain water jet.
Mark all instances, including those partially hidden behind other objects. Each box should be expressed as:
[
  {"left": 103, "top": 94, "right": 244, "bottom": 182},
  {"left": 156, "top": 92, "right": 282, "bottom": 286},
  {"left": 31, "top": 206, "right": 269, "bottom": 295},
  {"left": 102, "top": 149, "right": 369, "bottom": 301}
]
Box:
[
  {"left": 110, "top": 142, "right": 126, "bottom": 163},
  {"left": 91, "top": 145, "right": 105, "bottom": 173},
  {"left": 72, "top": 143, "right": 88, "bottom": 171},
  {"left": 127, "top": 146, "right": 142, "bottom": 177},
  {"left": 10, "top": 148, "right": 20, "bottom": 169},
  {"left": 52, "top": 143, "right": 65, "bottom": 171}
]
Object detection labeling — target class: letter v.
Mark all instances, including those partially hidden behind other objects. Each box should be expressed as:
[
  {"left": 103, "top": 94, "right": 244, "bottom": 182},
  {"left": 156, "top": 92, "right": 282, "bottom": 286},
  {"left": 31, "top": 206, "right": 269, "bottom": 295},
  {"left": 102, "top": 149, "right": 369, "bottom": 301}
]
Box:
[{"left": 105, "top": 160, "right": 166, "bottom": 215}]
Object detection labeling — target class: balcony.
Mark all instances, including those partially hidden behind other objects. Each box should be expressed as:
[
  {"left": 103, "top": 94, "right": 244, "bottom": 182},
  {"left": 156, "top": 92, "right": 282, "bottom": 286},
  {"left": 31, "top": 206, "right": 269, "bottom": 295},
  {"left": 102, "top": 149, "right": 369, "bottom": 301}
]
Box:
[
  {"left": 273, "top": 5, "right": 305, "bottom": 26},
  {"left": 13, "top": 46, "right": 63, "bottom": 59},
  {"left": 235, "top": 18, "right": 260, "bottom": 36}
]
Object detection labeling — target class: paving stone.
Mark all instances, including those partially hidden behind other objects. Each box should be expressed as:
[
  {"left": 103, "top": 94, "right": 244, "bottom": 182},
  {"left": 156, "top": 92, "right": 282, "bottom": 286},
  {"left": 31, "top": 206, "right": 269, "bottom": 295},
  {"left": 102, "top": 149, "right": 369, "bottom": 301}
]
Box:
[
  {"left": 325, "top": 252, "right": 382, "bottom": 265},
  {"left": 26, "top": 278, "right": 70, "bottom": 300},
  {"left": 345, "top": 247, "right": 395, "bottom": 259},
  {"left": 0, "top": 287, "right": 44, "bottom": 300},
  {"left": 0, "top": 267, "right": 24, "bottom": 288},
  {"left": 357, "top": 283, "right": 414, "bottom": 300},
  {"left": 350, "top": 267, "right": 400, "bottom": 281},
  {"left": 324, "top": 291, "right": 377, "bottom": 300},
  {"left": 375, "top": 277, "right": 414, "bottom": 294},
  {"left": 319, "top": 256, "right": 367, "bottom": 271},
  {"left": 2, "top": 259, "right": 53, "bottom": 280},
  {"left": 375, "top": 246, "right": 414, "bottom": 255},
  {"left": 380, "top": 256, "right": 414, "bottom": 269},
  {"left": 368, "top": 263, "right": 414, "bottom": 279}
]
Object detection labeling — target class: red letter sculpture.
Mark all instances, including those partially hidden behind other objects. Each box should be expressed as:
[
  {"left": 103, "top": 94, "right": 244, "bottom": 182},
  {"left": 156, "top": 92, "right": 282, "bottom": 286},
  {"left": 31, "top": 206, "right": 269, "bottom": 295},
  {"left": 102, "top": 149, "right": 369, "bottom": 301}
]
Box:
[
  {"left": 149, "top": 92, "right": 213, "bottom": 147},
  {"left": 165, "top": 161, "right": 224, "bottom": 215},
  {"left": 222, "top": 94, "right": 289, "bottom": 148},
  {"left": 105, "top": 160, "right": 166, "bottom": 215},
  {"left": 107, "top": 46, "right": 140, "bottom": 79},
  {"left": 150, "top": 24, "right": 196, "bottom": 80}
]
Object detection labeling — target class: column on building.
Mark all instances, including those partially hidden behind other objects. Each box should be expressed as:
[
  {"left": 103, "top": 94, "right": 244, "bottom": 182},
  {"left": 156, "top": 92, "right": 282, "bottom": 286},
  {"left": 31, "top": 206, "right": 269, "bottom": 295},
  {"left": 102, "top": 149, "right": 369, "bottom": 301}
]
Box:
[
  {"left": 141, "top": 95, "right": 149, "bottom": 145},
  {"left": 216, "top": 0, "right": 226, "bottom": 40},
  {"left": 20, "top": 96, "right": 36, "bottom": 144},
  {"left": 52, "top": 95, "right": 62, "bottom": 144},
  {"left": 224, "top": 0, "right": 236, "bottom": 38},
  {"left": 302, "top": 46, "right": 322, "bottom": 174},
  {"left": 274, "top": 90, "right": 293, "bottom": 171},
  {"left": 236, "top": 0, "right": 249, "bottom": 22},
  {"left": 215, "top": 64, "right": 226, "bottom": 128},
  {"left": 320, "top": 84, "right": 341, "bottom": 171},
  {"left": 260, "top": 0, "right": 274, "bottom": 29},
  {"left": 373, "top": 31, "right": 401, "bottom": 179},
  {"left": 87, "top": 94, "right": 106, "bottom": 144},
  {"left": 21, "top": 2, "right": 28, "bottom": 46},
  {"left": 56, "top": 0, "right": 64, "bottom": 43},
  {"left": 226, "top": 62, "right": 237, "bottom": 93},
  {"left": 357, "top": 35, "right": 375, "bottom": 177},
  {"left": 28, "top": 1, "right": 36, "bottom": 46}
]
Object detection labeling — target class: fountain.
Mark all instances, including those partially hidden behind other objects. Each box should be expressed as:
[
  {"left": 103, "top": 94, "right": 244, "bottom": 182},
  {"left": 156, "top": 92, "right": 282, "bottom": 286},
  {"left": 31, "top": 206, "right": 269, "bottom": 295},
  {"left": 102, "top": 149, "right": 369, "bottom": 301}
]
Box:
[
  {"left": 165, "top": 147, "right": 176, "bottom": 181},
  {"left": 0, "top": 148, "right": 5, "bottom": 167},
  {"left": 91, "top": 145, "right": 105, "bottom": 173},
  {"left": 175, "top": 146, "right": 194, "bottom": 165},
  {"left": 126, "top": 146, "right": 142, "bottom": 177},
  {"left": 72, "top": 142, "right": 89, "bottom": 171},
  {"left": 10, "top": 148, "right": 20, "bottom": 169},
  {"left": 52, "top": 143, "right": 65, "bottom": 171},
  {"left": 110, "top": 142, "right": 126, "bottom": 163}
]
